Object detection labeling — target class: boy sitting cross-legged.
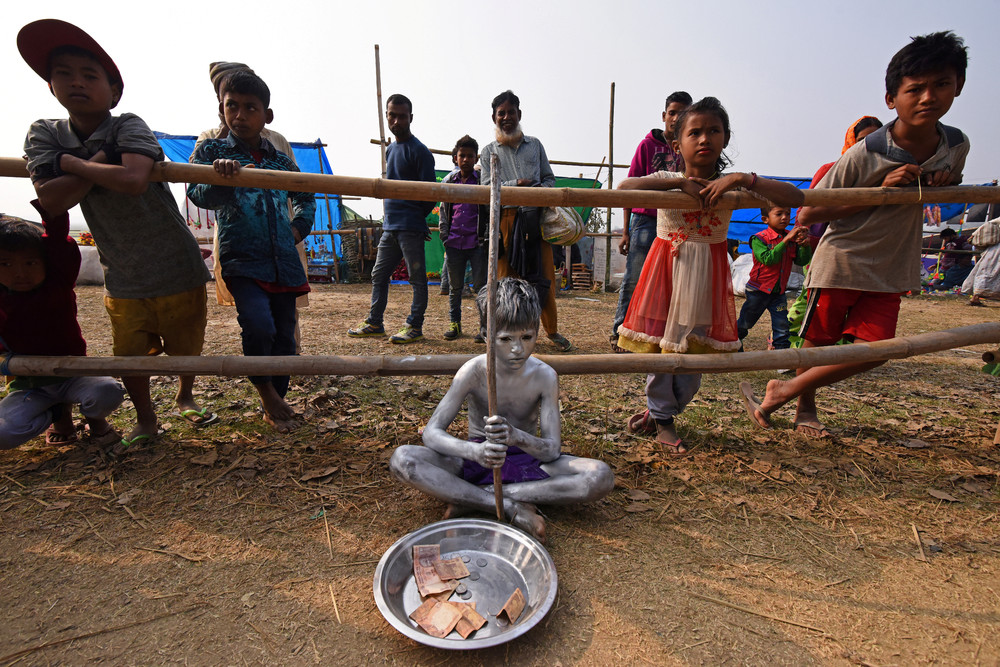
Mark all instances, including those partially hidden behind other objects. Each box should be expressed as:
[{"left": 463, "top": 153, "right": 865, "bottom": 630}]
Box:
[
  {"left": 0, "top": 205, "right": 124, "bottom": 450},
  {"left": 390, "top": 278, "right": 614, "bottom": 543},
  {"left": 740, "top": 31, "right": 971, "bottom": 438},
  {"left": 18, "top": 20, "right": 213, "bottom": 448},
  {"left": 188, "top": 71, "right": 315, "bottom": 433}
]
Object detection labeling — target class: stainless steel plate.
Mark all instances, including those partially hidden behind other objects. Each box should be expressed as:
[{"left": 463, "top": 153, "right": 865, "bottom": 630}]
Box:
[{"left": 373, "top": 518, "right": 557, "bottom": 649}]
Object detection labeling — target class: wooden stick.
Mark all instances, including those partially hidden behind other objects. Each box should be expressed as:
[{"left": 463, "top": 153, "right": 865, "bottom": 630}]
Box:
[
  {"left": 374, "top": 45, "right": 387, "bottom": 178},
  {"left": 688, "top": 592, "right": 826, "bottom": 634},
  {"left": 4, "top": 158, "right": 998, "bottom": 209},
  {"left": 7, "top": 321, "right": 999, "bottom": 378},
  {"left": 911, "top": 523, "right": 928, "bottom": 562},
  {"left": 323, "top": 506, "right": 334, "bottom": 560},
  {"left": 328, "top": 583, "right": 342, "bottom": 624},
  {"left": 0, "top": 604, "right": 206, "bottom": 662},
  {"left": 486, "top": 154, "right": 504, "bottom": 522},
  {"left": 605, "top": 81, "right": 615, "bottom": 290}
]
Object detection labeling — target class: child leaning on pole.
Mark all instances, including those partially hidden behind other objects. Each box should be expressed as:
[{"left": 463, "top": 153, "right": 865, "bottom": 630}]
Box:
[
  {"left": 188, "top": 70, "right": 315, "bottom": 434},
  {"left": 0, "top": 207, "right": 124, "bottom": 450},
  {"left": 18, "top": 20, "right": 214, "bottom": 450},
  {"left": 740, "top": 31, "right": 971, "bottom": 439}
]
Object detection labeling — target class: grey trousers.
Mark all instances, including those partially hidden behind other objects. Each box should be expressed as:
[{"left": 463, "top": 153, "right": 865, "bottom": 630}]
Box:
[
  {"left": 0, "top": 377, "right": 124, "bottom": 449},
  {"left": 645, "top": 373, "right": 702, "bottom": 421}
]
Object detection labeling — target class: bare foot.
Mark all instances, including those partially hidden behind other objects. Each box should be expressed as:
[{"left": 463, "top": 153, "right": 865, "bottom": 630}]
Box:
[
  {"left": 655, "top": 421, "right": 688, "bottom": 456},
  {"left": 85, "top": 418, "right": 121, "bottom": 447},
  {"left": 509, "top": 502, "right": 546, "bottom": 544},
  {"left": 793, "top": 412, "right": 831, "bottom": 438},
  {"left": 256, "top": 383, "right": 298, "bottom": 433},
  {"left": 759, "top": 378, "right": 797, "bottom": 415},
  {"left": 443, "top": 504, "right": 476, "bottom": 519},
  {"left": 123, "top": 418, "right": 158, "bottom": 444},
  {"left": 739, "top": 382, "right": 771, "bottom": 429}
]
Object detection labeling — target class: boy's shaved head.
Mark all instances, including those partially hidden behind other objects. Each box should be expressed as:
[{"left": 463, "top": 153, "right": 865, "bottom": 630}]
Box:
[
  {"left": 885, "top": 31, "right": 968, "bottom": 95},
  {"left": 476, "top": 278, "right": 541, "bottom": 333}
]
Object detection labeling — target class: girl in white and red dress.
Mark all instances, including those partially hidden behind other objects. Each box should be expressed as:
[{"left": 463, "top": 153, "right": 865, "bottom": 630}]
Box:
[{"left": 616, "top": 97, "right": 804, "bottom": 454}]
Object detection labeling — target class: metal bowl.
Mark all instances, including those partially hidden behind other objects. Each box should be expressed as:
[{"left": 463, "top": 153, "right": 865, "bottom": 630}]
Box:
[{"left": 373, "top": 518, "right": 557, "bottom": 649}]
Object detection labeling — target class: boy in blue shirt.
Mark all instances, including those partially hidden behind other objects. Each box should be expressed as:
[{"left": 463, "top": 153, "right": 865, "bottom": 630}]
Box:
[
  {"left": 188, "top": 71, "right": 315, "bottom": 433},
  {"left": 349, "top": 94, "right": 437, "bottom": 344},
  {"left": 737, "top": 206, "right": 811, "bottom": 350}
]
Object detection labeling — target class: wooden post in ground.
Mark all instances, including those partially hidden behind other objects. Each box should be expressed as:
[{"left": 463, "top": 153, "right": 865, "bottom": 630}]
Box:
[
  {"left": 315, "top": 146, "right": 341, "bottom": 282},
  {"left": 486, "top": 153, "right": 504, "bottom": 522},
  {"left": 374, "top": 45, "right": 387, "bottom": 178},
  {"left": 605, "top": 82, "right": 615, "bottom": 291}
]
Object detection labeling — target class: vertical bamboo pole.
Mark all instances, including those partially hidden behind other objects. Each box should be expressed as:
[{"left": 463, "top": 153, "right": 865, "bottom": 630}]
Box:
[
  {"left": 486, "top": 153, "right": 504, "bottom": 522},
  {"left": 316, "top": 146, "right": 341, "bottom": 282},
  {"left": 605, "top": 82, "right": 615, "bottom": 290},
  {"left": 374, "top": 45, "right": 387, "bottom": 178}
]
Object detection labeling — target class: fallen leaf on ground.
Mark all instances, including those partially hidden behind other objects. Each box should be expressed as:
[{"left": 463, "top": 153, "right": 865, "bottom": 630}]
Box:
[
  {"left": 190, "top": 451, "right": 218, "bottom": 466},
  {"left": 626, "top": 489, "right": 651, "bottom": 501},
  {"left": 625, "top": 503, "right": 652, "bottom": 512},
  {"left": 927, "top": 489, "right": 959, "bottom": 502},
  {"left": 300, "top": 466, "right": 339, "bottom": 482}
]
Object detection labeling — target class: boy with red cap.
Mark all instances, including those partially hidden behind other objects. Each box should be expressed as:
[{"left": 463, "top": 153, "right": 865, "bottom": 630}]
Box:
[{"left": 18, "top": 20, "right": 213, "bottom": 448}]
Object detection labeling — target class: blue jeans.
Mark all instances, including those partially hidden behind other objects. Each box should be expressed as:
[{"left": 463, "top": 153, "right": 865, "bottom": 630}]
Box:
[
  {"left": 932, "top": 263, "right": 973, "bottom": 290},
  {"left": 737, "top": 288, "right": 791, "bottom": 350},
  {"left": 367, "top": 230, "right": 427, "bottom": 330},
  {"left": 225, "top": 276, "right": 299, "bottom": 395},
  {"left": 612, "top": 213, "right": 656, "bottom": 336},
  {"left": 445, "top": 245, "right": 487, "bottom": 323}
]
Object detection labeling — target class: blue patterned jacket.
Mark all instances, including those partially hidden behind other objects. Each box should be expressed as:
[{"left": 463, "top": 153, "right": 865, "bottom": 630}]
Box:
[{"left": 188, "top": 135, "right": 315, "bottom": 286}]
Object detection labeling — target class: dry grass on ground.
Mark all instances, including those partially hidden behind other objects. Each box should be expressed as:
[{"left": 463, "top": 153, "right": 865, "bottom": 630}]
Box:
[{"left": 0, "top": 284, "right": 998, "bottom": 665}]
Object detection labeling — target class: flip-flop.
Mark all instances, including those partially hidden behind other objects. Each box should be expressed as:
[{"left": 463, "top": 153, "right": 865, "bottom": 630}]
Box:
[
  {"left": 656, "top": 437, "right": 689, "bottom": 457},
  {"left": 119, "top": 433, "right": 154, "bottom": 449},
  {"left": 88, "top": 427, "right": 122, "bottom": 448},
  {"left": 179, "top": 408, "right": 219, "bottom": 427},
  {"left": 627, "top": 410, "right": 656, "bottom": 435},
  {"left": 45, "top": 428, "right": 79, "bottom": 446},
  {"left": 794, "top": 421, "right": 832, "bottom": 438},
  {"left": 739, "top": 382, "right": 771, "bottom": 429}
]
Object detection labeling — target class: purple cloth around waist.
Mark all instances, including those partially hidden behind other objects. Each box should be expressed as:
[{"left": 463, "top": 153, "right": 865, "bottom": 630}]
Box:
[{"left": 461, "top": 437, "right": 550, "bottom": 485}]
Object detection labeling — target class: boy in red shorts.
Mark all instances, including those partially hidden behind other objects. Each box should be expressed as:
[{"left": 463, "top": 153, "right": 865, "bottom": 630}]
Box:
[{"left": 740, "top": 31, "right": 970, "bottom": 437}]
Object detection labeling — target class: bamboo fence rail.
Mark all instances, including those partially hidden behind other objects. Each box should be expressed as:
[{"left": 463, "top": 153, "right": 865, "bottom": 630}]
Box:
[
  {"left": 5, "top": 322, "right": 998, "bottom": 378},
  {"left": 2, "top": 158, "right": 999, "bottom": 210}
]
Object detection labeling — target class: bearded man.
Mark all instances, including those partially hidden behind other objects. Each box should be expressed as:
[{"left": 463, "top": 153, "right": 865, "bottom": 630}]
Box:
[{"left": 480, "top": 90, "right": 572, "bottom": 352}]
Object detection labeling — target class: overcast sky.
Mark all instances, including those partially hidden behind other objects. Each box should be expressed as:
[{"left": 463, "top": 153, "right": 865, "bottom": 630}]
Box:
[{"left": 2, "top": 0, "right": 998, "bottom": 229}]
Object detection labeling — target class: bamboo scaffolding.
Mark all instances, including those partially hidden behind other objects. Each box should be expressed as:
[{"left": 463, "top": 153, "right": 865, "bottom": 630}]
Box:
[
  {"left": 6, "top": 322, "right": 998, "bottom": 378},
  {"left": 374, "top": 45, "right": 387, "bottom": 178},
  {"left": 4, "top": 158, "right": 997, "bottom": 209}
]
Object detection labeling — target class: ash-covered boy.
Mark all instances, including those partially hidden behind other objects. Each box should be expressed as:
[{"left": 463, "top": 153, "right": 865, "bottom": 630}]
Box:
[{"left": 390, "top": 278, "right": 614, "bottom": 542}]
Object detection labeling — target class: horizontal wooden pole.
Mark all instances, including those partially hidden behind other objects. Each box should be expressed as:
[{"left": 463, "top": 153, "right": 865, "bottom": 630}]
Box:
[
  {"left": 6, "top": 322, "right": 998, "bottom": 378},
  {"left": 2, "top": 157, "right": 999, "bottom": 210}
]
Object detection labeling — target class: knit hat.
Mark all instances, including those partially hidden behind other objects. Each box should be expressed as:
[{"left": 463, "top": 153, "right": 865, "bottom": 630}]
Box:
[
  {"left": 18, "top": 19, "right": 123, "bottom": 99},
  {"left": 209, "top": 61, "right": 253, "bottom": 100}
]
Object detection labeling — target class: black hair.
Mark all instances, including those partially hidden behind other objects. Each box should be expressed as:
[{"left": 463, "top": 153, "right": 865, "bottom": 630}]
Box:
[
  {"left": 672, "top": 96, "right": 733, "bottom": 175},
  {"left": 48, "top": 45, "right": 121, "bottom": 86},
  {"left": 853, "top": 117, "right": 883, "bottom": 139},
  {"left": 940, "top": 228, "right": 957, "bottom": 238},
  {"left": 665, "top": 91, "right": 693, "bottom": 108},
  {"left": 221, "top": 69, "right": 270, "bottom": 108},
  {"left": 491, "top": 90, "right": 520, "bottom": 116},
  {"left": 476, "top": 278, "right": 541, "bottom": 334},
  {"left": 885, "top": 31, "right": 968, "bottom": 95},
  {"left": 452, "top": 135, "right": 479, "bottom": 162},
  {"left": 386, "top": 93, "right": 412, "bottom": 113},
  {"left": 0, "top": 217, "right": 44, "bottom": 255}
]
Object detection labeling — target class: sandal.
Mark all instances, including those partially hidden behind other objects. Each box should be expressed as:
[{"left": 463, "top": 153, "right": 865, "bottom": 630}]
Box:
[
  {"left": 44, "top": 428, "right": 79, "bottom": 446},
  {"left": 739, "top": 382, "right": 771, "bottom": 429},
  {"left": 609, "top": 333, "right": 628, "bottom": 354},
  {"left": 179, "top": 408, "right": 219, "bottom": 426},
  {"left": 119, "top": 433, "right": 155, "bottom": 449},
  {"left": 657, "top": 436, "right": 689, "bottom": 457},
  {"left": 548, "top": 333, "right": 574, "bottom": 353},
  {"left": 87, "top": 426, "right": 122, "bottom": 448},
  {"left": 627, "top": 410, "right": 656, "bottom": 435}
]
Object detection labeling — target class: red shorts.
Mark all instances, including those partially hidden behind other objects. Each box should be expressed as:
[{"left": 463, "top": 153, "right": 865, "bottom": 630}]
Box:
[{"left": 801, "top": 288, "right": 902, "bottom": 345}]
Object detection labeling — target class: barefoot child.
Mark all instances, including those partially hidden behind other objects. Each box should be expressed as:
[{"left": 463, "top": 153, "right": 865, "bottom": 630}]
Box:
[
  {"left": 390, "top": 278, "right": 614, "bottom": 542},
  {"left": 188, "top": 71, "right": 315, "bottom": 433},
  {"left": 0, "top": 206, "right": 124, "bottom": 449},
  {"left": 736, "top": 206, "right": 811, "bottom": 350},
  {"left": 616, "top": 97, "right": 804, "bottom": 454},
  {"left": 18, "top": 20, "right": 213, "bottom": 447},
  {"left": 740, "top": 31, "right": 970, "bottom": 437}
]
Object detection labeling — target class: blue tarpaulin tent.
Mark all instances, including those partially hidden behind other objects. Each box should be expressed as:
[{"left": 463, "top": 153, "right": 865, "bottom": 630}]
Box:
[{"left": 154, "top": 133, "right": 342, "bottom": 256}]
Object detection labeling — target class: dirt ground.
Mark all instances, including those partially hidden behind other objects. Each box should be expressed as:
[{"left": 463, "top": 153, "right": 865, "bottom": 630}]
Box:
[{"left": 1, "top": 283, "right": 998, "bottom": 666}]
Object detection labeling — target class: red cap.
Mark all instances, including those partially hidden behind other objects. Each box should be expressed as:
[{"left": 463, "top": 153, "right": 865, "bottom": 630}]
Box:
[{"left": 17, "top": 19, "right": 123, "bottom": 92}]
